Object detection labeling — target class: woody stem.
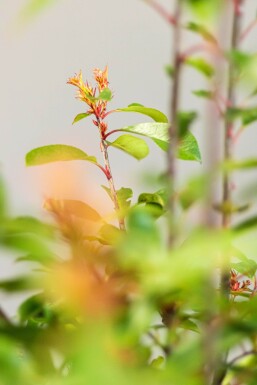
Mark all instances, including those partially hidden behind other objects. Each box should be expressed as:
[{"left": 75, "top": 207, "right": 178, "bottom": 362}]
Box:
[{"left": 98, "top": 124, "right": 125, "bottom": 231}]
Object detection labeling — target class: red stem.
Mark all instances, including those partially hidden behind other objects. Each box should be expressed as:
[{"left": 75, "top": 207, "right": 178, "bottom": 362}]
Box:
[
  {"left": 240, "top": 18, "right": 257, "bottom": 42},
  {"left": 143, "top": 0, "right": 176, "bottom": 25},
  {"left": 103, "top": 129, "right": 122, "bottom": 139}
]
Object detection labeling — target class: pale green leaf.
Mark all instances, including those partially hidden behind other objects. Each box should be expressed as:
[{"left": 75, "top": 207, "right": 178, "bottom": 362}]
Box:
[
  {"left": 186, "top": 22, "right": 217, "bottom": 44},
  {"left": 72, "top": 113, "right": 91, "bottom": 125},
  {"left": 117, "top": 105, "right": 168, "bottom": 123},
  {"left": 186, "top": 57, "right": 214, "bottom": 78},
  {"left": 118, "top": 122, "right": 201, "bottom": 161},
  {"left": 26, "top": 144, "right": 97, "bottom": 166},
  {"left": 192, "top": 90, "right": 214, "bottom": 99},
  {"left": 107, "top": 134, "right": 149, "bottom": 160}
]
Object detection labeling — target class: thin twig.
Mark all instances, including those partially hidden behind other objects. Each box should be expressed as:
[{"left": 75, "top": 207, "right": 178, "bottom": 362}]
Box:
[
  {"left": 167, "top": 0, "right": 182, "bottom": 247},
  {"left": 99, "top": 137, "right": 125, "bottom": 231},
  {"left": 228, "top": 350, "right": 257, "bottom": 367},
  {"left": 143, "top": 0, "right": 176, "bottom": 25}
]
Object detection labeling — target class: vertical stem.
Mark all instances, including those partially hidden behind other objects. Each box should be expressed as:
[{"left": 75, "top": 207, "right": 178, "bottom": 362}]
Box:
[
  {"left": 222, "top": 0, "right": 241, "bottom": 228},
  {"left": 100, "top": 138, "right": 125, "bottom": 231},
  {"left": 167, "top": 0, "right": 182, "bottom": 247},
  {"left": 221, "top": 0, "right": 242, "bottom": 296},
  {"left": 212, "top": 3, "right": 243, "bottom": 385}
]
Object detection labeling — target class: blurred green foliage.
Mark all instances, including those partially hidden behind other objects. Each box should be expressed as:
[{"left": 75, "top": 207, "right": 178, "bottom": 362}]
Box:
[{"left": 2, "top": 1, "right": 257, "bottom": 385}]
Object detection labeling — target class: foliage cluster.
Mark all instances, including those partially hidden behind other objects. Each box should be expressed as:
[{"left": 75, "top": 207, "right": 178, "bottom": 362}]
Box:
[{"left": 2, "top": 1, "right": 257, "bottom": 384}]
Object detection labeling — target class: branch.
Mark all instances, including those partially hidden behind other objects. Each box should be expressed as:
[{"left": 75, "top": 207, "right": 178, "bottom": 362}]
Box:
[
  {"left": 99, "top": 138, "right": 125, "bottom": 231},
  {"left": 228, "top": 350, "right": 257, "bottom": 367},
  {"left": 142, "top": 0, "right": 176, "bottom": 25},
  {"left": 167, "top": 0, "right": 182, "bottom": 247}
]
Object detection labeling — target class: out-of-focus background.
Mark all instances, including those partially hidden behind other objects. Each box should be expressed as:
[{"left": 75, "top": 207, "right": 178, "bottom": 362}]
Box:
[{"left": 1, "top": 0, "right": 257, "bottom": 315}]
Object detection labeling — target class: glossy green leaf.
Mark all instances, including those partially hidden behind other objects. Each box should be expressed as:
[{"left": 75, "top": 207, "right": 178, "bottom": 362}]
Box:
[
  {"left": 72, "top": 113, "right": 91, "bottom": 125},
  {"left": 26, "top": 144, "right": 97, "bottom": 166},
  {"left": 117, "top": 105, "right": 168, "bottom": 123},
  {"left": 192, "top": 90, "right": 214, "bottom": 99},
  {"left": 107, "top": 134, "right": 149, "bottom": 160},
  {"left": 185, "top": 57, "right": 214, "bottom": 78},
  {"left": 45, "top": 199, "right": 101, "bottom": 222},
  {"left": 119, "top": 122, "right": 201, "bottom": 161},
  {"left": 186, "top": 22, "right": 217, "bottom": 44},
  {"left": 178, "top": 132, "right": 202, "bottom": 161}
]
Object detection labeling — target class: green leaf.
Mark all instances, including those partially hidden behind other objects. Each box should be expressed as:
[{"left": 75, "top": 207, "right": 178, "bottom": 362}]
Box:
[
  {"left": 226, "top": 107, "right": 257, "bottom": 126},
  {"left": 192, "top": 90, "right": 214, "bottom": 99},
  {"left": 164, "top": 64, "right": 175, "bottom": 78},
  {"left": 185, "top": 57, "right": 214, "bottom": 78},
  {"left": 232, "top": 259, "right": 257, "bottom": 277},
  {"left": 72, "top": 113, "right": 91, "bottom": 125},
  {"left": 2, "top": 233, "right": 53, "bottom": 258},
  {"left": 107, "top": 134, "right": 149, "bottom": 160},
  {"left": 102, "top": 186, "right": 133, "bottom": 209},
  {"left": 4, "top": 216, "right": 55, "bottom": 238},
  {"left": 186, "top": 22, "right": 217, "bottom": 44},
  {"left": 178, "top": 111, "right": 198, "bottom": 137},
  {"left": 178, "top": 132, "right": 202, "bottom": 161},
  {"left": 230, "top": 50, "right": 257, "bottom": 84},
  {"left": 179, "top": 174, "right": 209, "bottom": 209},
  {"left": 234, "top": 216, "right": 257, "bottom": 232},
  {"left": 223, "top": 158, "right": 257, "bottom": 171},
  {"left": 19, "top": 294, "right": 54, "bottom": 324},
  {"left": 180, "top": 319, "right": 199, "bottom": 333},
  {"left": 98, "top": 88, "right": 112, "bottom": 101},
  {"left": 118, "top": 123, "right": 201, "bottom": 161},
  {"left": 138, "top": 189, "right": 167, "bottom": 209},
  {"left": 0, "top": 276, "right": 38, "bottom": 292},
  {"left": 44, "top": 199, "right": 102, "bottom": 222},
  {"left": 117, "top": 106, "right": 168, "bottom": 123},
  {"left": 150, "top": 356, "right": 165, "bottom": 369},
  {"left": 138, "top": 189, "right": 167, "bottom": 218},
  {"left": 26, "top": 144, "right": 97, "bottom": 166}
]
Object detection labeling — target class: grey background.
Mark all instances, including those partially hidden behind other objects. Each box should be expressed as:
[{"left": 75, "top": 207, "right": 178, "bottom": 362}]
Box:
[{"left": 1, "top": 0, "right": 257, "bottom": 315}]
